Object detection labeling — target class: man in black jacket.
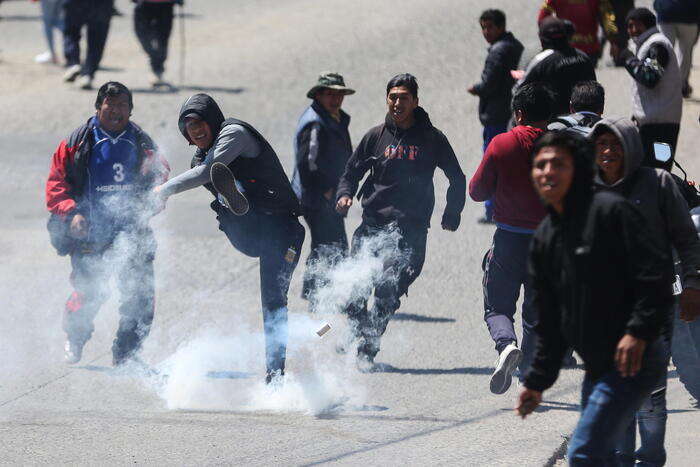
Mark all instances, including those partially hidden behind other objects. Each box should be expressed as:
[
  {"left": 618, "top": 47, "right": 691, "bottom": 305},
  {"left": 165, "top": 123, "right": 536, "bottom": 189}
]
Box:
[
  {"left": 468, "top": 9, "right": 523, "bottom": 223},
  {"left": 516, "top": 17, "right": 597, "bottom": 117},
  {"left": 154, "top": 94, "right": 304, "bottom": 384},
  {"left": 292, "top": 72, "right": 354, "bottom": 306},
  {"left": 516, "top": 131, "right": 672, "bottom": 464},
  {"left": 335, "top": 73, "right": 466, "bottom": 368}
]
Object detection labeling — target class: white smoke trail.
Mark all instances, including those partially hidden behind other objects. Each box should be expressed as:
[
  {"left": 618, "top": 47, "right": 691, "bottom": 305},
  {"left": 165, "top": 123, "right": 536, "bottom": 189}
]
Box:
[{"left": 152, "top": 227, "right": 409, "bottom": 415}]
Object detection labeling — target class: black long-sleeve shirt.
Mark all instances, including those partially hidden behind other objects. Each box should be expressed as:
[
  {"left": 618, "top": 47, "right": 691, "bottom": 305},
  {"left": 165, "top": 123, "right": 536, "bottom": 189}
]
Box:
[{"left": 336, "top": 107, "right": 466, "bottom": 228}]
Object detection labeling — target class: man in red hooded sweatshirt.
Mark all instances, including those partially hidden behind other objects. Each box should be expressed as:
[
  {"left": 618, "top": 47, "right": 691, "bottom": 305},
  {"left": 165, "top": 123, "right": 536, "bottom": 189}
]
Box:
[{"left": 469, "top": 83, "right": 554, "bottom": 395}]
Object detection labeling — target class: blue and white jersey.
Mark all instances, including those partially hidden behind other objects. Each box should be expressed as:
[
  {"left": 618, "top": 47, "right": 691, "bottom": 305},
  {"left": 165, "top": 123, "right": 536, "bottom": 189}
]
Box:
[{"left": 86, "top": 119, "right": 140, "bottom": 244}]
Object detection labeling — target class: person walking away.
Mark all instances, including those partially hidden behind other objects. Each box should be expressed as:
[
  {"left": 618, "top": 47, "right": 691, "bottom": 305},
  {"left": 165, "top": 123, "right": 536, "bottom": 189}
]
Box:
[
  {"left": 517, "top": 131, "right": 673, "bottom": 465},
  {"left": 292, "top": 72, "right": 354, "bottom": 308},
  {"left": 468, "top": 9, "right": 523, "bottom": 224},
  {"left": 153, "top": 94, "right": 304, "bottom": 385},
  {"left": 133, "top": 0, "right": 182, "bottom": 88},
  {"left": 654, "top": 0, "right": 699, "bottom": 98},
  {"left": 547, "top": 80, "right": 605, "bottom": 136},
  {"left": 62, "top": 0, "right": 114, "bottom": 90},
  {"left": 469, "top": 83, "right": 554, "bottom": 394},
  {"left": 538, "top": 0, "right": 618, "bottom": 67},
  {"left": 35, "top": 0, "right": 64, "bottom": 64},
  {"left": 590, "top": 117, "right": 700, "bottom": 466},
  {"left": 335, "top": 73, "right": 466, "bottom": 369},
  {"left": 618, "top": 7, "right": 682, "bottom": 170},
  {"left": 516, "top": 17, "right": 596, "bottom": 117},
  {"left": 46, "top": 82, "right": 170, "bottom": 366}
]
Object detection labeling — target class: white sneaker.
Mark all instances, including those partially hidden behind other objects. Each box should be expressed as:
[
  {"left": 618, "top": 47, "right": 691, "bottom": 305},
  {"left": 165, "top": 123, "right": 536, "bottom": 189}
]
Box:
[
  {"left": 490, "top": 343, "right": 522, "bottom": 395},
  {"left": 77, "top": 74, "right": 93, "bottom": 90},
  {"left": 64, "top": 339, "right": 84, "bottom": 364},
  {"left": 35, "top": 51, "right": 55, "bottom": 64},
  {"left": 63, "top": 64, "right": 81, "bottom": 82}
]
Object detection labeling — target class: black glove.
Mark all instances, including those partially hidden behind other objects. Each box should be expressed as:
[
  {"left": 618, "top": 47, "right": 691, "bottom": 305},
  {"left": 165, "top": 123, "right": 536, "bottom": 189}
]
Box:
[
  {"left": 441, "top": 213, "right": 460, "bottom": 231},
  {"left": 617, "top": 48, "right": 634, "bottom": 64}
]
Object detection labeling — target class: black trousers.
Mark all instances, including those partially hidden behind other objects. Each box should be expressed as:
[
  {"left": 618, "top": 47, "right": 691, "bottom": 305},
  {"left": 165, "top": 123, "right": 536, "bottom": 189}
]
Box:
[
  {"left": 134, "top": 1, "right": 174, "bottom": 75},
  {"left": 214, "top": 202, "right": 305, "bottom": 373},
  {"left": 639, "top": 123, "right": 680, "bottom": 170},
  {"left": 344, "top": 221, "right": 427, "bottom": 359},
  {"left": 62, "top": 0, "right": 113, "bottom": 76},
  {"left": 63, "top": 230, "right": 156, "bottom": 363},
  {"left": 301, "top": 198, "right": 348, "bottom": 302}
]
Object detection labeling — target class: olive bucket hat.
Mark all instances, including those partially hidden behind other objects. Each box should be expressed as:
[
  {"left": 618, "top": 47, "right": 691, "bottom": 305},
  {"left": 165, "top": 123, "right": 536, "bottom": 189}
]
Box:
[{"left": 306, "top": 71, "right": 355, "bottom": 98}]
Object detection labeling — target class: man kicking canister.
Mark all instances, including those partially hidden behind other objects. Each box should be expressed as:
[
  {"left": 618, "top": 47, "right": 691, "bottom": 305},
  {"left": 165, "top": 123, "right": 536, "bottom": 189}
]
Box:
[{"left": 154, "top": 93, "right": 305, "bottom": 384}]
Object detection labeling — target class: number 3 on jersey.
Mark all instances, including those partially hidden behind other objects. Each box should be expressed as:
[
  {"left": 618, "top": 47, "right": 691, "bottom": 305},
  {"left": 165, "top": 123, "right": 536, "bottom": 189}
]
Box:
[{"left": 113, "top": 163, "right": 125, "bottom": 182}]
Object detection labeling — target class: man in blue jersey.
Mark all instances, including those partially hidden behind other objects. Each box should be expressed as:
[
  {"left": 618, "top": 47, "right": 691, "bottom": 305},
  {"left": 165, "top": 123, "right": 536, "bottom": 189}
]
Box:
[{"left": 46, "top": 81, "right": 170, "bottom": 366}]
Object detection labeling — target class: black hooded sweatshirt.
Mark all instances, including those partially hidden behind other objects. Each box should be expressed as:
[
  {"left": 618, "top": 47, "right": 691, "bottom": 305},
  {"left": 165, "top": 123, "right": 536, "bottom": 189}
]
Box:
[
  {"left": 178, "top": 94, "right": 300, "bottom": 216},
  {"left": 335, "top": 107, "right": 466, "bottom": 228},
  {"left": 524, "top": 144, "right": 672, "bottom": 392}
]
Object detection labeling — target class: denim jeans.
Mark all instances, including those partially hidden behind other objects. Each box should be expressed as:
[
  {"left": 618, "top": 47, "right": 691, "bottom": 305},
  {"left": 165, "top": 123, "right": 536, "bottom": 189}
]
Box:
[
  {"left": 481, "top": 124, "right": 508, "bottom": 220},
  {"left": 567, "top": 339, "right": 670, "bottom": 466},
  {"left": 482, "top": 228, "right": 537, "bottom": 373},
  {"left": 616, "top": 338, "right": 670, "bottom": 466},
  {"left": 672, "top": 304, "right": 700, "bottom": 401},
  {"left": 215, "top": 203, "right": 305, "bottom": 373},
  {"left": 41, "top": 0, "right": 64, "bottom": 56}
]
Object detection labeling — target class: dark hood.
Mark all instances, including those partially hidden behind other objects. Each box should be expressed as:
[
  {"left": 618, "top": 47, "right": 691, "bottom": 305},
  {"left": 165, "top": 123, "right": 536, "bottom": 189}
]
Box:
[
  {"left": 384, "top": 106, "right": 432, "bottom": 134},
  {"left": 178, "top": 93, "right": 225, "bottom": 149}
]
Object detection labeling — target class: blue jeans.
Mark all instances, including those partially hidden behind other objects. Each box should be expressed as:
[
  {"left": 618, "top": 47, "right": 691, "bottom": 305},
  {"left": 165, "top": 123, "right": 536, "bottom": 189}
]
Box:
[
  {"left": 672, "top": 305, "right": 700, "bottom": 400},
  {"left": 567, "top": 339, "right": 670, "bottom": 466},
  {"left": 481, "top": 124, "right": 508, "bottom": 220},
  {"left": 482, "top": 228, "right": 537, "bottom": 373},
  {"left": 215, "top": 202, "right": 305, "bottom": 373},
  {"left": 41, "top": 0, "right": 64, "bottom": 56}
]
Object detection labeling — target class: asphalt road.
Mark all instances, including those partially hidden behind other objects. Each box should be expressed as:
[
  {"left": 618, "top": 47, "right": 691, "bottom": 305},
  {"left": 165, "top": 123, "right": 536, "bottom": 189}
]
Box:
[{"left": 1, "top": 0, "right": 698, "bottom": 465}]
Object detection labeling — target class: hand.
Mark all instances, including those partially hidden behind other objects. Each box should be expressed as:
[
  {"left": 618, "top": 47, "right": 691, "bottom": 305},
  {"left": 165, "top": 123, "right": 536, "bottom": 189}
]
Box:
[
  {"left": 615, "top": 334, "right": 647, "bottom": 377},
  {"left": 323, "top": 188, "right": 334, "bottom": 201},
  {"left": 467, "top": 85, "right": 477, "bottom": 95},
  {"left": 515, "top": 388, "right": 542, "bottom": 419},
  {"left": 336, "top": 195, "right": 352, "bottom": 215},
  {"left": 69, "top": 213, "right": 88, "bottom": 239},
  {"left": 609, "top": 42, "right": 620, "bottom": 60},
  {"left": 680, "top": 287, "right": 700, "bottom": 322},
  {"left": 150, "top": 185, "right": 168, "bottom": 215},
  {"left": 510, "top": 70, "right": 525, "bottom": 80},
  {"left": 441, "top": 213, "right": 460, "bottom": 231}
]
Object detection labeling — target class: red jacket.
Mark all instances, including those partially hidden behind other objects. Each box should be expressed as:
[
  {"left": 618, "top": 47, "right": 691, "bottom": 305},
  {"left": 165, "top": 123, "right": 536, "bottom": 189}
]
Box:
[
  {"left": 46, "top": 119, "right": 169, "bottom": 217},
  {"left": 538, "top": 0, "right": 617, "bottom": 57},
  {"left": 469, "top": 125, "right": 546, "bottom": 230}
]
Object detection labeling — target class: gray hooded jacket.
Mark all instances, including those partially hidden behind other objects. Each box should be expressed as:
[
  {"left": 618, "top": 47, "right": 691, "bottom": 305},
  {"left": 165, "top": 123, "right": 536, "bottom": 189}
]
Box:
[{"left": 591, "top": 117, "right": 700, "bottom": 288}]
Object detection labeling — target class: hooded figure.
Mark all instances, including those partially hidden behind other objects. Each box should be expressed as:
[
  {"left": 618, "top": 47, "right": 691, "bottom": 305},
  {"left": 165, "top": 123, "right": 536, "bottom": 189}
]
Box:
[
  {"left": 155, "top": 93, "right": 305, "bottom": 384},
  {"left": 520, "top": 131, "right": 672, "bottom": 465},
  {"left": 590, "top": 117, "right": 700, "bottom": 466},
  {"left": 516, "top": 17, "right": 597, "bottom": 116}
]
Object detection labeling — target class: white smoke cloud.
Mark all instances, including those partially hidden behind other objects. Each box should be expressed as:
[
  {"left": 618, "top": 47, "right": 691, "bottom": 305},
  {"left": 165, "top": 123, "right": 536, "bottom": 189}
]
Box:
[{"left": 149, "top": 226, "right": 409, "bottom": 416}]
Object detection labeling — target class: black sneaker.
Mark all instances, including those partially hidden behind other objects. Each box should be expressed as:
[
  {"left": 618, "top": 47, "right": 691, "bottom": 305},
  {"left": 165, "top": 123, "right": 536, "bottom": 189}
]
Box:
[
  {"left": 265, "top": 369, "right": 284, "bottom": 387},
  {"left": 210, "top": 162, "right": 249, "bottom": 216}
]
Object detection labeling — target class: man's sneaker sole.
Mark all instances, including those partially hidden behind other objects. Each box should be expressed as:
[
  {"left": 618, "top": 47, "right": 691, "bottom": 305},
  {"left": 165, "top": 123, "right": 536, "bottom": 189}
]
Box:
[
  {"left": 490, "top": 346, "right": 522, "bottom": 395},
  {"left": 210, "top": 162, "right": 249, "bottom": 216}
]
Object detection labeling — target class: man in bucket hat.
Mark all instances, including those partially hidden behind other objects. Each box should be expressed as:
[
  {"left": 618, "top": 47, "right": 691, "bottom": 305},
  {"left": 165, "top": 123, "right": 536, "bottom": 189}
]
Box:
[{"left": 292, "top": 72, "right": 355, "bottom": 309}]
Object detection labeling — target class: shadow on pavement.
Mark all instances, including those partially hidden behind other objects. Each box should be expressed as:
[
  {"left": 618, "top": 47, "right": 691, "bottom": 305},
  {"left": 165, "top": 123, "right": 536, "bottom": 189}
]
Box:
[
  {"left": 130, "top": 85, "right": 245, "bottom": 95},
  {"left": 375, "top": 363, "right": 493, "bottom": 375},
  {"left": 0, "top": 15, "right": 41, "bottom": 21},
  {"left": 392, "top": 312, "right": 456, "bottom": 323},
  {"left": 206, "top": 370, "right": 254, "bottom": 379}
]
